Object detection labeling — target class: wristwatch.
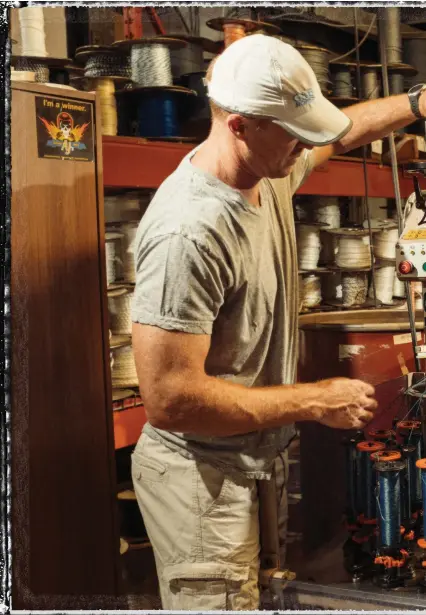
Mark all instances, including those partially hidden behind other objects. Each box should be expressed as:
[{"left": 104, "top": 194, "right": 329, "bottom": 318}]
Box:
[{"left": 408, "top": 84, "right": 426, "bottom": 119}]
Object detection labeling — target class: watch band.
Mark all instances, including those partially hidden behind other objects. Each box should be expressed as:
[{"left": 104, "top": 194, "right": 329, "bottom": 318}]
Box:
[{"left": 408, "top": 85, "right": 426, "bottom": 120}]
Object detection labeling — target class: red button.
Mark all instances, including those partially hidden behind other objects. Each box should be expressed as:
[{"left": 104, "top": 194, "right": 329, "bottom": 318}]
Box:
[{"left": 399, "top": 261, "right": 414, "bottom": 274}]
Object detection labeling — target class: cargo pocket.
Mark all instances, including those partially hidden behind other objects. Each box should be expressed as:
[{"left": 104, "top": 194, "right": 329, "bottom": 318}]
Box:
[{"left": 163, "top": 562, "right": 250, "bottom": 611}]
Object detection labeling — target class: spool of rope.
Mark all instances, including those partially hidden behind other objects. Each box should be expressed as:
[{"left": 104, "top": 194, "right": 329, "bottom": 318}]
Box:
[
  {"left": 206, "top": 17, "right": 280, "bottom": 49},
  {"left": 331, "top": 231, "right": 372, "bottom": 269},
  {"left": 11, "top": 70, "right": 36, "bottom": 83},
  {"left": 296, "top": 45, "right": 331, "bottom": 95},
  {"left": 342, "top": 272, "right": 368, "bottom": 307},
  {"left": 397, "top": 421, "right": 423, "bottom": 507},
  {"left": 170, "top": 41, "right": 204, "bottom": 80},
  {"left": 296, "top": 224, "right": 321, "bottom": 270},
  {"left": 374, "top": 459, "right": 405, "bottom": 548},
  {"left": 312, "top": 197, "right": 340, "bottom": 228},
  {"left": 119, "top": 222, "right": 138, "bottom": 284},
  {"left": 111, "top": 342, "right": 138, "bottom": 388},
  {"left": 105, "top": 231, "right": 124, "bottom": 286},
  {"left": 356, "top": 441, "right": 386, "bottom": 522},
  {"left": 321, "top": 271, "right": 342, "bottom": 301},
  {"left": 300, "top": 274, "right": 321, "bottom": 309},
  {"left": 136, "top": 91, "right": 179, "bottom": 138},
  {"left": 361, "top": 66, "right": 381, "bottom": 100},
  {"left": 401, "top": 445, "right": 416, "bottom": 522},
  {"left": 373, "top": 223, "right": 399, "bottom": 260},
  {"left": 108, "top": 288, "right": 134, "bottom": 335},
  {"left": 393, "top": 273, "right": 406, "bottom": 298},
  {"left": 416, "top": 459, "right": 426, "bottom": 551},
  {"left": 94, "top": 78, "right": 117, "bottom": 136},
  {"left": 15, "top": 58, "right": 49, "bottom": 82},
  {"left": 384, "top": 8, "right": 402, "bottom": 65},
  {"left": 18, "top": 6, "right": 47, "bottom": 57},
  {"left": 331, "top": 65, "right": 353, "bottom": 99},
  {"left": 368, "top": 264, "right": 395, "bottom": 305},
  {"left": 131, "top": 44, "right": 172, "bottom": 87},
  {"left": 84, "top": 52, "right": 131, "bottom": 79}
]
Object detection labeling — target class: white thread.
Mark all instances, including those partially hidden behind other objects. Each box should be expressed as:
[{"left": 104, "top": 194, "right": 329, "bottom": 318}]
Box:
[
  {"left": 105, "top": 232, "right": 124, "bottom": 286},
  {"left": 111, "top": 344, "right": 139, "bottom": 388},
  {"left": 393, "top": 274, "right": 406, "bottom": 298},
  {"left": 322, "top": 272, "right": 343, "bottom": 301},
  {"left": 335, "top": 236, "right": 371, "bottom": 268},
  {"left": 297, "top": 225, "right": 321, "bottom": 270},
  {"left": 373, "top": 226, "right": 399, "bottom": 260},
  {"left": 369, "top": 265, "right": 395, "bottom": 304},
  {"left": 19, "top": 7, "right": 47, "bottom": 57},
  {"left": 319, "top": 231, "right": 338, "bottom": 265},
  {"left": 108, "top": 289, "right": 134, "bottom": 335},
  {"left": 131, "top": 45, "right": 172, "bottom": 87},
  {"left": 300, "top": 274, "right": 322, "bottom": 308},
  {"left": 313, "top": 197, "right": 340, "bottom": 228},
  {"left": 342, "top": 272, "right": 368, "bottom": 307},
  {"left": 119, "top": 222, "right": 139, "bottom": 283}
]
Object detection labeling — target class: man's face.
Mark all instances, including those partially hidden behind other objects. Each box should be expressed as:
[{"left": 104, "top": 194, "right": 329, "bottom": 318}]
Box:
[{"left": 229, "top": 116, "right": 312, "bottom": 179}]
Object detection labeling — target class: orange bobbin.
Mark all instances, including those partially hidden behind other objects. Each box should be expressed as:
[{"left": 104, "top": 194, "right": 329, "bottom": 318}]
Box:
[
  {"left": 370, "top": 450, "right": 401, "bottom": 462},
  {"left": 223, "top": 23, "right": 246, "bottom": 47},
  {"left": 357, "top": 440, "right": 386, "bottom": 453},
  {"left": 206, "top": 17, "right": 281, "bottom": 49},
  {"left": 416, "top": 458, "right": 426, "bottom": 470},
  {"left": 368, "top": 429, "right": 392, "bottom": 441},
  {"left": 397, "top": 420, "right": 421, "bottom": 433},
  {"left": 418, "top": 538, "right": 426, "bottom": 549}
]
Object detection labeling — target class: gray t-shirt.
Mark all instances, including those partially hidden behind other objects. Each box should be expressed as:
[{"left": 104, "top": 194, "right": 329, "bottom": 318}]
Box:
[{"left": 132, "top": 146, "right": 314, "bottom": 479}]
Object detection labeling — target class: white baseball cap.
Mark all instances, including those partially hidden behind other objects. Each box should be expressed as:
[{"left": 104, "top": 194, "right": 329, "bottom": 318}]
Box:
[{"left": 207, "top": 34, "right": 353, "bottom": 146}]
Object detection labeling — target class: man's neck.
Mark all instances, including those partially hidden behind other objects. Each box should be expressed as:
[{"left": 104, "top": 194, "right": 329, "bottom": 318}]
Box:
[{"left": 191, "top": 134, "right": 262, "bottom": 208}]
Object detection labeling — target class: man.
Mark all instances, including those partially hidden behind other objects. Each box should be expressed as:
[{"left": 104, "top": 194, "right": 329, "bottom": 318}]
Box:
[{"left": 130, "top": 35, "right": 425, "bottom": 610}]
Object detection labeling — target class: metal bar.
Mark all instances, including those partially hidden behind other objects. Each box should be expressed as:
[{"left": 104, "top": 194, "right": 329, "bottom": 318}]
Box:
[
  {"left": 173, "top": 7, "right": 190, "bottom": 34},
  {"left": 354, "top": 8, "right": 378, "bottom": 307},
  {"left": 146, "top": 7, "right": 166, "bottom": 36},
  {"left": 378, "top": 7, "right": 420, "bottom": 372}
]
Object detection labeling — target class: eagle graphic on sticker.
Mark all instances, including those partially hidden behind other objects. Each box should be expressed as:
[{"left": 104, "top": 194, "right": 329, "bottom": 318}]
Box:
[
  {"left": 38, "top": 111, "right": 90, "bottom": 157},
  {"left": 294, "top": 89, "right": 315, "bottom": 108}
]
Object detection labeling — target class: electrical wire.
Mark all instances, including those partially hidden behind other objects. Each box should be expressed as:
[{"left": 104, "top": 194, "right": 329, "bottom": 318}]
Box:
[{"left": 332, "top": 13, "right": 377, "bottom": 63}]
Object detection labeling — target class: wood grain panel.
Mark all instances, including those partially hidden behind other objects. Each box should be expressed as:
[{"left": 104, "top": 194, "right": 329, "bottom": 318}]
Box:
[{"left": 11, "top": 83, "right": 123, "bottom": 606}]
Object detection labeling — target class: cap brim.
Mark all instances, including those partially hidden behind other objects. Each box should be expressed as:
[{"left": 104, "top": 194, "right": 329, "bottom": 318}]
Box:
[{"left": 274, "top": 95, "right": 353, "bottom": 146}]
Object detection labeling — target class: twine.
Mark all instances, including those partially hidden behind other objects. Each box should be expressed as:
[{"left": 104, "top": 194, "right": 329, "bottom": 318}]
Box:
[
  {"left": 335, "top": 236, "right": 371, "bottom": 269},
  {"left": 85, "top": 53, "right": 131, "bottom": 79},
  {"left": 297, "top": 224, "right": 321, "bottom": 270},
  {"left": 131, "top": 45, "right": 172, "bottom": 87},
  {"left": 393, "top": 274, "right": 406, "bottom": 299},
  {"left": 332, "top": 67, "right": 353, "bottom": 98},
  {"left": 15, "top": 58, "right": 49, "bottom": 82},
  {"left": 373, "top": 226, "right": 399, "bottom": 260},
  {"left": 300, "top": 274, "right": 322, "bottom": 309},
  {"left": 19, "top": 6, "right": 47, "bottom": 57},
  {"left": 369, "top": 265, "right": 395, "bottom": 305},
  {"left": 342, "top": 272, "right": 368, "bottom": 307},
  {"left": 108, "top": 289, "right": 134, "bottom": 335},
  {"left": 95, "top": 77, "right": 117, "bottom": 136},
  {"left": 362, "top": 68, "right": 380, "bottom": 100},
  {"left": 111, "top": 344, "right": 139, "bottom": 388},
  {"left": 313, "top": 198, "right": 340, "bottom": 228}
]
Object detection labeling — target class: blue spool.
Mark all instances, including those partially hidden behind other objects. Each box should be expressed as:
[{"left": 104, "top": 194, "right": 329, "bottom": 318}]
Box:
[
  {"left": 401, "top": 445, "right": 416, "bottom": 521},
  {"left": 356, "top": 441, "right": 384, "bottom": 520},
  {"left": 416, "top": 459, "right": 426, "bottom": 539},
  {"left": 375, "top": 460, "right": 405, "bottom": 548},
  {"left": 137, "top": 93, "right": 179, "bottom": 138},
  {"left": 344, "top": 436, "right": 362, "bottom": 522}
]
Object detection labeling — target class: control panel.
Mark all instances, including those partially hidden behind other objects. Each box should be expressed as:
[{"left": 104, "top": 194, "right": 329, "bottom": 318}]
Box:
[{"left": 396, "top": 191, "right": 426, "bottom": 280}]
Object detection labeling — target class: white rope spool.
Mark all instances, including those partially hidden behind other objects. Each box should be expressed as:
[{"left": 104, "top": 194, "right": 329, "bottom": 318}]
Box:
[
  {"left": 373, "top": 225, "right": 399, "bottom": 260},
  {"left": 19, "top": 6, "right": 47, "bottom": 57},
  {"left": 342, "top": 272, "right": 368, "bottom": 307},
  {"left": 294, "top": 202, "right": 310, "bottom": 223},
  {"left": 296, "top": 224, "right": 322, "bottom": 270},
  {"left": 322, "top": 271, "right": 342, "bottom": 301},
  {"left": 108, "top": 288, "right": 134, "bottom": 335},
  {"left": 105, "top": 231, "right": 124, "bottom": 286},
  {"left": 300, "top": 274, "right": 322, "bottom": 309},
  {"left": 329, "top": 230, "right": 373, "bottom": 269},
  {"left": 393, "top": 273, "right": 406, "bottom": 298},
  {"left": 120, "top": 222, "right": 139, "bottom": 283},
  {"left": 369, "top": 265, "right": 395, "bottom": 305},
  {"left": 312, "top": 197, "right": 340, "bottom": 228},
  {"left": 111, "top": 343, "right": 139, "bottom": 388},
  {"left": 131, "top": 45, "right": 172, "bottom": 87}
]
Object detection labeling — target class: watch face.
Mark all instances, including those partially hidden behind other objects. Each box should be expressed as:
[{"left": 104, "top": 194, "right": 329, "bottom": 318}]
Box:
[{"left": 410, "top": 84, "right": 425, "bottom": 96}]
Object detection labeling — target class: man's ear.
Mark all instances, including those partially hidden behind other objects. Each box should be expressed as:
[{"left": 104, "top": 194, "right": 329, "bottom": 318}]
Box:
[{"left": 227, "top": 115, "right": 246, "bottom": 139}]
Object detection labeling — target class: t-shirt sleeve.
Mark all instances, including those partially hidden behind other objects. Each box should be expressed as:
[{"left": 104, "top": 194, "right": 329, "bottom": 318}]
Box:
[
  {"left": 131, "top": 233, "right": 228, "bottom": 335},
  {"left": 289, "top": 149, "right": 315, "bottom": 195}
]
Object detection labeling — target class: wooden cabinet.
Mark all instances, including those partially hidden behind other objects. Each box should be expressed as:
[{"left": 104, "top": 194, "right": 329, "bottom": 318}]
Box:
[{"left": 11, "top": 83, "right": 125, "bottom": 608}]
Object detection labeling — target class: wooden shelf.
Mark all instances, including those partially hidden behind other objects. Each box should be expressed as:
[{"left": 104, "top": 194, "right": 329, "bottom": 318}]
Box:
[{"left": 103, "top": 136, "right": 426, "bottom": 198}]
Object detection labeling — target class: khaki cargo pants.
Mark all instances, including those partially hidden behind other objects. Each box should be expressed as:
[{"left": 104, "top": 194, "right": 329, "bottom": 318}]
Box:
[{"left": 131, "top": 433, "right": 289, "bottom": 611}]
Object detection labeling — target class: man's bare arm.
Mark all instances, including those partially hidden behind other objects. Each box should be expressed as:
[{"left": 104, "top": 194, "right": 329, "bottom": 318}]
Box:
[
  {"left": 312, "top": 92, "right": 424, "bottom": 168},
  {"left": 133, "top": 323, "right": 377, "bottom": 437}
]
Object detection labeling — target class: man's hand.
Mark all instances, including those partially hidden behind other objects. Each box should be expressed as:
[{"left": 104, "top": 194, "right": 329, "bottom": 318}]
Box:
[{"left": 313, "top": 377, "right": 377, "bottom": 430}]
